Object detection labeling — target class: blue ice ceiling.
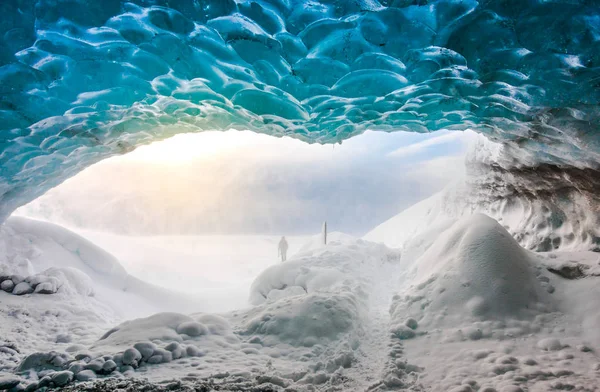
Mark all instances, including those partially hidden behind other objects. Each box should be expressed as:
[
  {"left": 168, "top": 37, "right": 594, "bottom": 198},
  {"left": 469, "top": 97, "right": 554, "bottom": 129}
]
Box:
[{"left": 1, "top": 0, "right": 600, "bottom": 221}]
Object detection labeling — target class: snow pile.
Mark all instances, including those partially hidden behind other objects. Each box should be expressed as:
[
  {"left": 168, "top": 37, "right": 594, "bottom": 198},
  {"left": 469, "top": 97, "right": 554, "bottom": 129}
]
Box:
[
  {"left": 389, "top": 214, "right": 551, "bottom": 344},
  {"left": 0, "top": 267, "right": 93, "bottom": 297},
  {"left": 244, "top": 292, "right": 360, "bottom": 348},
  {"left": 382, "top": 214, "right": 600, "bottom": 391},
  {"left": 401, "top": 214, "right": 549, "bottom": 324},
  {"left": 246, "top": 236, "right": 399, "bottom": 347}
]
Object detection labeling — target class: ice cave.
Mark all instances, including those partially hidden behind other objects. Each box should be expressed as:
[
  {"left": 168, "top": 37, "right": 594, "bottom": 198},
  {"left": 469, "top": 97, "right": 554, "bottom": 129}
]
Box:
[{"left": 1, "top": 0, "right": 600, "bottom": 391}]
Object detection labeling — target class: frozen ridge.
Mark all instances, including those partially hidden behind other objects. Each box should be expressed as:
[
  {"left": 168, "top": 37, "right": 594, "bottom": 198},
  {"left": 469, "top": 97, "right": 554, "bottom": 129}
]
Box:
[
  {"left": 1, "top": 0, "right": 600, "bottom": 222},
  {"left": 2, "top": 215, "right": 600, "bottom": 391}
]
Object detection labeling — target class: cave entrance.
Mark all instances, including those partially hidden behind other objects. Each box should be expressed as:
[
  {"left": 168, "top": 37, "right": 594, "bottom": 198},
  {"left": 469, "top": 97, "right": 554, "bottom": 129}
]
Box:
[{"left": 11, "top": 129, "right": 475, "bottom": 312}]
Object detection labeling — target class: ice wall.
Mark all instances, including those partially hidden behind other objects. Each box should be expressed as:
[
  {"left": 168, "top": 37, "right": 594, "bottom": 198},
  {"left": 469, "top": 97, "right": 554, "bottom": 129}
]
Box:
[{"left": 1, "top": 0, "right": 599, "bottom": 221}]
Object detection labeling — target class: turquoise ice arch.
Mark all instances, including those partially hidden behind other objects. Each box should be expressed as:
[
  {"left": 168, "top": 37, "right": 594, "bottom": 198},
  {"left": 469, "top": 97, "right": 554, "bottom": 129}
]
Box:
[{"left": 1, "top": 0, "right": 600, "bottom": 221}]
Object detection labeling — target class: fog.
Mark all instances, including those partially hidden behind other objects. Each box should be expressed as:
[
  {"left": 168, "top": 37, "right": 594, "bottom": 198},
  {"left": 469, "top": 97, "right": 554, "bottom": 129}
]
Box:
[{"left": 16, "top": 130, "right": 476, "bottom": 236}]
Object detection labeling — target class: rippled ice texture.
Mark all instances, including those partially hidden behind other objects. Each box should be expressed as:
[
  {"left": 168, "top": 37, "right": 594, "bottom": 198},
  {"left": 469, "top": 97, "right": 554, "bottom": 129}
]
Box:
[{"left": 1, "top": 0, "right": 599, "bottom": 221}]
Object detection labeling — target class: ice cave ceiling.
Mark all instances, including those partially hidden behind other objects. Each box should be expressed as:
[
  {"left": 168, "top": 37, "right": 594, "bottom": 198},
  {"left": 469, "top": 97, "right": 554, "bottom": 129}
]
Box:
[{"left": 1, "top": 0, "right": 600, "bottom": 221}]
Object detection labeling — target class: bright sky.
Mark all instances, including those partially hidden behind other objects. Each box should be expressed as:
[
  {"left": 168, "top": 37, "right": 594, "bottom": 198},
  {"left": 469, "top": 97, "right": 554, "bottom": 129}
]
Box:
[{"left": 17, "top": 129, "right": 478, "bottom": 235}]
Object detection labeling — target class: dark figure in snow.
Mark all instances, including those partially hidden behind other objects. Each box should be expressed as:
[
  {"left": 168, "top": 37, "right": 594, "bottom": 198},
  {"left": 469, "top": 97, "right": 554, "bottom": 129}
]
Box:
[{"left": 278, "top": 236, "right": 289, "bottom": 262}]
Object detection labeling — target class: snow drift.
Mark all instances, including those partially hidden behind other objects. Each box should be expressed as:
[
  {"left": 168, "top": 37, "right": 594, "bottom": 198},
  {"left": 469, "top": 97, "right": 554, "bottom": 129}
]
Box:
[{"left": 390, "top": 214, "right": 550, "bottom": 332}]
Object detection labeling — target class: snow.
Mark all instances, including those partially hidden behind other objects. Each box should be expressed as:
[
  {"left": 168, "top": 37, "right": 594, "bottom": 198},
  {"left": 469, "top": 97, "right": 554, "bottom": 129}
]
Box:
[
  {"left": 72, "top": 230, "right": 310, "bottom": 312},
  {"left": 365, "top": 141, "right": 600, "bottom": 254},
  {"left": 2, "top": 192, "right": 600, "bottom": 390},
  {"left": 382, "top": 214, "right": 600, "bottom": 391}
]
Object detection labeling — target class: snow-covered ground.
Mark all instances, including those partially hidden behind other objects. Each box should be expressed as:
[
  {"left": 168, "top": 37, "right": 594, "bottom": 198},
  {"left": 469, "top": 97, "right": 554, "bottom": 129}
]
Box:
[
  {"left": 1, "top": 202, "right": 600, "bottom": 391},
  {"left": 72, "top": 231, "right": 309, "bottom": 313}
]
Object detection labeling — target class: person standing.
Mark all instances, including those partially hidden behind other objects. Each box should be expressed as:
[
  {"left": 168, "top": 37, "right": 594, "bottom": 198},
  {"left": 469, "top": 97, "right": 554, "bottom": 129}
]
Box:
[{"left": 278, "top": 236, "right": 289, "bottom": 262}]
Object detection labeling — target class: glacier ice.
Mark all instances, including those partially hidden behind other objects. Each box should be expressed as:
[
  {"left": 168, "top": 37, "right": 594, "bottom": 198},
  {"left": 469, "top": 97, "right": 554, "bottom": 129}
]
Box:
[{"left": 1, "top": 0, "right": 600, "bottom": 221}]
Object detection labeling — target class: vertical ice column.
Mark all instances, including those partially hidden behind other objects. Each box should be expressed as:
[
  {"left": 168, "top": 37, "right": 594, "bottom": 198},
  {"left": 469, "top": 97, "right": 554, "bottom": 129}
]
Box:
[{"left": 322, "top": 221, "right": 327, "bottom": 245}]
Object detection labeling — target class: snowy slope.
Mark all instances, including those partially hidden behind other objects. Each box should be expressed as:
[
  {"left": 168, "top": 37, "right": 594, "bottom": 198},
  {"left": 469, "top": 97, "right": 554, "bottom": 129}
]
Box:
[
  {"left": 363, "top": 181, "right": 471, "bottom": 250},
  {"left": 0, "top": 216, "right": 205, "bottom": 377},
  {"left": 365, "top": 177, "right": 599, "bottom": 254},
  {"left": 1, "top": 217, "right": 202, "bottom": 317},
  {"left": 2, "top": 213, "right": 600, "bottom": 391},
  {"left": 388, "top": 214, "right": 600, "bottom": 392},
  {"left": 70, "top": 230, "right": 310, "bottom": 313}
]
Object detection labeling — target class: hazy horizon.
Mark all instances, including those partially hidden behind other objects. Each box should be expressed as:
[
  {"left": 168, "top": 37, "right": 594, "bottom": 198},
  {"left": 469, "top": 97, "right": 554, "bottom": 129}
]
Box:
[{"left": 15, "top": 129, "right": 477, "bottom": 236}]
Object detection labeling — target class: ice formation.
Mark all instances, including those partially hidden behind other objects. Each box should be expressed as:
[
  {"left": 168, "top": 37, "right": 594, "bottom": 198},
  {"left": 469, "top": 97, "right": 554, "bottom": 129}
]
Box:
[
  {"left": 366, "top": 135, "right": 600, "bottom": 252},
  {"left": 1, "top": 0, "right": 600, "bottom": 221}
]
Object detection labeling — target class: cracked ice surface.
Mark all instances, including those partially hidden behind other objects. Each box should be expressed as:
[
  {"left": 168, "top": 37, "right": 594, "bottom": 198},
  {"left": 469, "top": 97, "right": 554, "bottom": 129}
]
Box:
[{"left": 1, "top": 0, "right": 600, "bottom": 221}]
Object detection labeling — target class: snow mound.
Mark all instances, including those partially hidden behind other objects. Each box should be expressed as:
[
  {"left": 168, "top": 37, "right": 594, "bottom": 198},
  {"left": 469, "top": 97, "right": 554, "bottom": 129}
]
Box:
[
  {"left": 93, "top": 312, "right": 232, "bottom": 350},
  {"left": 249, "top": 258, "right": 348, "bottom": 306},
  {"left": 40, "top": 267, "right": 95, "bottom": 297},
  {"left": 246, "top": 238, "right": 377, "bottom": 347},
  {"left": 391, "top": 214, "right": 550, "bottom": 330},
  {"left": 243, "top": 292, "right": 360, "bottom": 347}
]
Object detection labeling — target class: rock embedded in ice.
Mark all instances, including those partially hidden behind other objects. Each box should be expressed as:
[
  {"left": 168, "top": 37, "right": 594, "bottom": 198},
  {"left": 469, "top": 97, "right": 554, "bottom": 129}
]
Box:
[
  {"left": 50, "top": 371, "right": 73, "bottom": 387},
  {"left": 24, "top": 381, "right": 38, "bottom": 392},
  {"left": 185, "top": 345, "right": 203, "bottom": 357},
  {"left": 17, "top": 352, "right": 54, "bottom": 372},
  {"left": 463, "top": 326, "right": 483, "bottom": 341},
  {"left": 391, "top": 325, "right": 416, "bottom": 340},
  {"left": 67, "top": 362, "right": 85, "bottom": 374},
  {"left": 147, "top": 355, "right": 165, "bottom": 365},
  {"left": 101, "top": 360, "right": 117, "bottom": 374},
  {"left": 133, "top": 342, "right": 157, "bottom": 361},
  {"left": 120, "top": 365, "right": 134, "bottom": 375},
  {"left": 36, "top": 376, "right": 51, "bottom": 389},
  {"left": 55, "top": 334, "right": 71, "bottom": 344},
  {"left": 404, "top": 318, "right": 418, "bottom": 330},
  {"left": 25, "top": 274, "right": 49, "bottom": 288},
  {"left": 577, "top": 344, "right": 593, "bottom": 352},
  {"left": 75, "top": 370, "right": 97, "bottom": 382},
  {"left": 383, "top": 375, "right": 405, "bottom": 388},
  {"left": 0, "top": 280, "right": 15, "bottom": 292},
  {"left": 522, "top": 357, "right": 537, "bottom": 366},
  {"left": 152, "top": 348, "right": 173, "bottom": 363},
  {"left": 74, "top": 352, "right": 92, "bottom": 361},
  {"left": 12, "top": 282, "right": 33, "bottom": 295},
  {"left": 122, "top": 348, "right": 142, "bottom": 366},
  {"left": 164, "top": 342, "right": 185, "bottom": 359},
  {"left": 34, "top": 282, "right": 57, "bottom": 295},
  {"left": 0, "top": 375, "right": 20, "bottom": 390},
  {"left": 85, "top": 358, "right": 105, "bottom": 372},
  {"left": 537, "top": 338, "right": 563, "bottom": 351},
  {"left": 10, "top": 275, "right": 25, "bottom": 285}
]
